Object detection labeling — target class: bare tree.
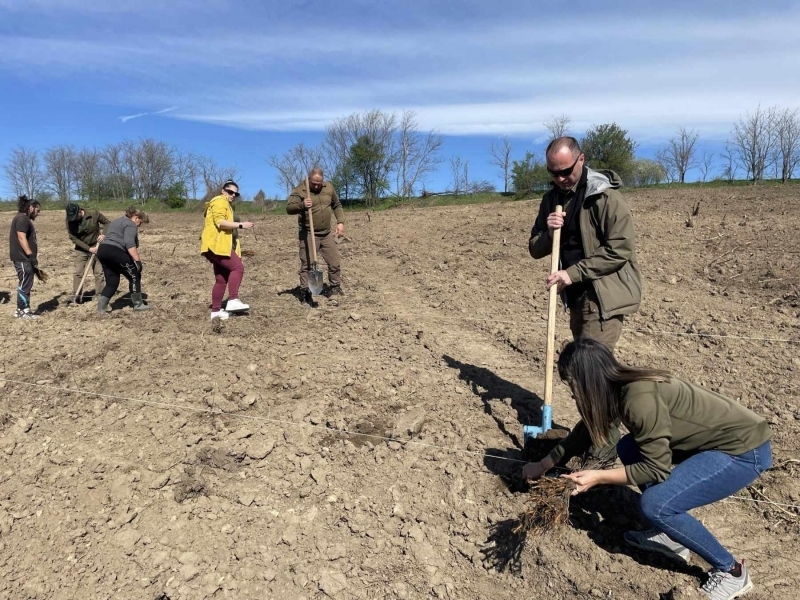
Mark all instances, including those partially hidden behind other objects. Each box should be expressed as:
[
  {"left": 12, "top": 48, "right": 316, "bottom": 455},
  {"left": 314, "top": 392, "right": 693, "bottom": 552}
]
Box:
[
  {"left": 199, "top": 156, "right": 239, "bottom": 201},
  {"left": 661, "top": 127, "right": 700, "bottom": 183},
  {"left": 173, "top": 149, "right": 197, "bottom": 200},
  {"left": 449, "top": 156, "right": 468, "bottom": 196},
  {"left": 543, "top": 114, "right": 572, "bottom": 140},
  {"left": 268, "top": 142, "right": 324, "bottom": 195},
  {"left": 3, "top": 146, "right": 45, "bottom": 198},
  {"left": 699, "top": 152, "right": 714, "bottom": 182},
  {"left": 44, "top": 145, "right": 77, "bottom": 201},
  {"left": 720, "top": 143, "right": 738, "bottom": 182},
  {"left": 774, "top": 108, "right": 800, "bottom": 182},
  {"left": 730, "top": 105, "right": 778, "bottom": 184},
  {"left": 655, "top": 148, "right": 678, "bottom": 184},
  {"left": 75, "top": 149, "right": 102, "bottom": 201},
  {"left": 489, "top": 135, "right": 513, "bottom": 193},
  {"left": 134, "top": 139, "right": 173, "bottom": 202},
  {"left": 102, "top": 143, "right": 133, "bottom": 202},
  {"left": 395, "top": 110, "right": 443, "bottom": 201}
]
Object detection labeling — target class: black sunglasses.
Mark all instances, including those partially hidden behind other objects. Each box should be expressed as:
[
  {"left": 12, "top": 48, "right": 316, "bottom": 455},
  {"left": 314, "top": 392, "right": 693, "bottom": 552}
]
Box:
[
  {"left": 224, "top": 188, "right": 240, "bottom": 197},
  {"left": 547, "top": 155, "right": 581, "bottom": 178}
]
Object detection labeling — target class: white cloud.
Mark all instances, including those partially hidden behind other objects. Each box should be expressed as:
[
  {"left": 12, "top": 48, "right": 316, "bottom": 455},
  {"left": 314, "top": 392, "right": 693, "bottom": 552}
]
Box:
[
  {"left": 1, "top": 8, "right": 799, "bottom": 138},
  {"left": 119, "top": 106, "right": 178, "bottom": 123}
]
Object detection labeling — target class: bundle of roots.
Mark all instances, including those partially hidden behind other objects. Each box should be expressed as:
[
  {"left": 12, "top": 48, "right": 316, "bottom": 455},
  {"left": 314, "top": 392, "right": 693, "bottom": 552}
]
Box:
[
  {"left": 33, "top": 267, "right": 48, "bottom": 283},
  {"left": 515, "top": 455, "right": 616, "bottom": 536}
]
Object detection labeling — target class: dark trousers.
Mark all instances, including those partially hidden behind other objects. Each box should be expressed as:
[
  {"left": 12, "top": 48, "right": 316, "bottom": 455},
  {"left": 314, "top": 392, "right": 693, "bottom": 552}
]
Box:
[
  {"left": 298, "top": 230, "right": 341, "bottom": 290},
  {"left": 12, "top": 261, "right": 34, "bottom": 311},
  {"left": 73, "top": 249, "right": 105, "bottom": 296},
  {"left": 97, "top": 244, "right": 141, "bottom": 298}
]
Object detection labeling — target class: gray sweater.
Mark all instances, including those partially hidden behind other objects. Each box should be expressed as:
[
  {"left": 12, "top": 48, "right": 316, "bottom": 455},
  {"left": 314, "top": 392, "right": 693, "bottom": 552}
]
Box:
[{"left": 101, "top": 217, "right": 139, "bottom": 252}]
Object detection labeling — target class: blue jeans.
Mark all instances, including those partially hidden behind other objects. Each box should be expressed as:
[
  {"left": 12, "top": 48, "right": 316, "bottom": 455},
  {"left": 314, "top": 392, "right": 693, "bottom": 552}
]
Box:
[{"left": 617, "top": 434, "right": 772, "bottom": 571}]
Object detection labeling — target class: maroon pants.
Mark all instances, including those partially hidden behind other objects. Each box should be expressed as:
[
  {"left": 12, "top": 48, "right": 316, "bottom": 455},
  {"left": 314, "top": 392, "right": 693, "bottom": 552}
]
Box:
[{"left": 204, "top": 251, "right": 243, "bottom": 311}]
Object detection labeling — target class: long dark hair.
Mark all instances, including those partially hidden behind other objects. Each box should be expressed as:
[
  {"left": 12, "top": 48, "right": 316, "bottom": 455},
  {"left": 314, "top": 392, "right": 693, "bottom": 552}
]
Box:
[
  {"left": 17, "top": 195, "right": 40, "bottom": 213},
  {"left": 557, "top": 339, "right": 670, "bottom": 446}
]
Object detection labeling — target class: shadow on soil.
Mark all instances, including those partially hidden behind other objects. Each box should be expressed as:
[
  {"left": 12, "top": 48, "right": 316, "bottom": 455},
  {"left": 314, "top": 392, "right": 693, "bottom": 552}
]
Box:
[
  {"left": 35, "top": 292, "right": 66, "bottom": 314},
  {"left": 443, "top": 355, "right": 555, "bottom": 449},
  {"left": 482, "top": 483, "right": 706, "bottom": 581}
]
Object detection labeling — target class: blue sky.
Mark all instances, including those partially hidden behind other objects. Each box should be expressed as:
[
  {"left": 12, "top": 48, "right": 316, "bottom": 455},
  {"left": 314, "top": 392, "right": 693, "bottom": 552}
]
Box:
[{"left": 1, "top": 0, "right": 799, "bottom": 198}]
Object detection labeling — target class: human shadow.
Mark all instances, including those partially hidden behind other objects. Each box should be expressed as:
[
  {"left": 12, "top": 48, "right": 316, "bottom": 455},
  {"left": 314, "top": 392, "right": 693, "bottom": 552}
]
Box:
[
  {"left": 35, "top": 292, "right": 66, "bottom": 314},
  {"left": 443, "top": 355, "right": 571, "bottom": 454},
  {"left": 568, "top": 485, "right": 706, "bottom": 578},
  {"left": 109, "top": 291, "right": 149, "bottom": 310}
]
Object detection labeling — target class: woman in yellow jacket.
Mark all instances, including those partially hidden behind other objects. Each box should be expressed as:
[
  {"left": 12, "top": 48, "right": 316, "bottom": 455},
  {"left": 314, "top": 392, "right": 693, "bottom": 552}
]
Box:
[{"left": 200, "top": 180, "right": 255, "bottom": 320}]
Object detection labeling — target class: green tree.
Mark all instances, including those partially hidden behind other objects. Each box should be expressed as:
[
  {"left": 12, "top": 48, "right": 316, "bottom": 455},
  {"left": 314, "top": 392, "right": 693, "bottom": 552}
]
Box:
[
  {"left": 581, "top": 123, "right": 637, "bottom": 181},
  {"left": 511, "top": 152, "right": 550, "bottom": 197},
  {"left": 164, "top": 181, "right": 186, "bottom": 208},
  {"left": 629, "top": 159, "right": 667, "bottom": 187},
  {"left": 349, "top": 135, "right": 390, "bottom": 206}
]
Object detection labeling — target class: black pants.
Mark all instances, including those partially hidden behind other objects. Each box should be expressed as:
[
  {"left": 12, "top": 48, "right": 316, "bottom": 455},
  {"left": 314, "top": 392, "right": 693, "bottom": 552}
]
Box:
[
  {"left": 97, "top": 244, "right": 141, "bottom": 298},
  {"left": 12, "top": 261, "right": 34, "bottom": 311}
]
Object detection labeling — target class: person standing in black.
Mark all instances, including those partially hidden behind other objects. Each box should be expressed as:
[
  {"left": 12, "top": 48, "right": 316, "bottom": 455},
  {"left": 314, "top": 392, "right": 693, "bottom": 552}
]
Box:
[{"left": 8, "top": 195, "right": 41, "bottom": 320}]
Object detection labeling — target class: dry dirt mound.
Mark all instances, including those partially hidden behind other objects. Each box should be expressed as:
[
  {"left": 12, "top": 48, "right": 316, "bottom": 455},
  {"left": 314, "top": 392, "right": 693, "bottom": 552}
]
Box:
[{"left": 0, "top": 185, "right": 798, "bottom": 599}]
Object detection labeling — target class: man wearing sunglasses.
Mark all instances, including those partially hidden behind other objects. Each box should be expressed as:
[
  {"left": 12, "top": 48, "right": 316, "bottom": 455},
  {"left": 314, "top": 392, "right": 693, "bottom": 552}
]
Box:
[{"left": 528, "top": 136, "right": 641, "bottom": 353}]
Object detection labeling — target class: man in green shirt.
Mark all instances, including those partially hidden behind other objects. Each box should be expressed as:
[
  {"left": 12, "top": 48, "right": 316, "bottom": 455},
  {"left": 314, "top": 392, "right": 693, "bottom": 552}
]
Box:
[
  {"left": 65, "top": 202, "right": 109, "bottom": 304},
  {"left": 285, "top": 168, "right": 346, "bottom": 307}
]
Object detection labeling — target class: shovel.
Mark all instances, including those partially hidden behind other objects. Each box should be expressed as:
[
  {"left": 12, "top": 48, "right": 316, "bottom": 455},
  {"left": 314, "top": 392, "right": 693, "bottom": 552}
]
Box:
[
  {"left": 74, "top": 254, "right": 96, "bottom": 303},
  {"left": 523, "top": 204, "right": 563, "bottom": 444},
  {"left": 305, "top": 176, "right": 324, "bottom": 296}
]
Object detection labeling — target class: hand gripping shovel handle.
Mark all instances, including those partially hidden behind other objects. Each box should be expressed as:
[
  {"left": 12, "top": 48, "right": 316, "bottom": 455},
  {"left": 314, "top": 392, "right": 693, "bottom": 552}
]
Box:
[
  {"left": 75, "top": 254, "right": 96, "bottom": 303},
  {"left": 544, "top": 204, "right": 563, "bottom": 415},
  {"left": 305, "top": 176, "right": 318, "bottom": 264}
]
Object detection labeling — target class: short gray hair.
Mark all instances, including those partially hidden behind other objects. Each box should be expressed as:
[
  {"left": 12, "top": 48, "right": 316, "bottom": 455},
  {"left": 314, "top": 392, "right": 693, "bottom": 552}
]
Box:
[{"left": 309, "top": 167, "right": 324, "bottom": 178}]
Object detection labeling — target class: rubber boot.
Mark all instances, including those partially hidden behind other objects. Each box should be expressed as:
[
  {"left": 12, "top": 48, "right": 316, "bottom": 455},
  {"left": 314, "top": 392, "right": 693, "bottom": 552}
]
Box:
[
  {"left": 131, "top": 292, "right": 150, "bottom": 311},
  {"left": 96, "top": 295, "right": 110, "bottom": 315}
]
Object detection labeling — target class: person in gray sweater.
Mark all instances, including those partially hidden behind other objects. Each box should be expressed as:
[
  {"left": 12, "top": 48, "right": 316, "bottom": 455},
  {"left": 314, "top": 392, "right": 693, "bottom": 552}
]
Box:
[{"left": 96, "top": 206, "right": 150, "bottom": 313}]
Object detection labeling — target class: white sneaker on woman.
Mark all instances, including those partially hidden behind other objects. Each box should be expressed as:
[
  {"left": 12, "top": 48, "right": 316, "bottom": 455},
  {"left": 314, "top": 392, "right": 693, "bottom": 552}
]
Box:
[
  {"left": 210, "top": 310, "right": 230, "bottom": 320},
  {"left": 225, "top": 298, "right": 249, "bottom": 313}
]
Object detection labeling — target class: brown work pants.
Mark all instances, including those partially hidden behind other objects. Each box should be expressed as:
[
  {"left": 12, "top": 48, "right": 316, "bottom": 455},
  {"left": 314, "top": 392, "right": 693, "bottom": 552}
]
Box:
[
  {"left": 73, "top": 249, "right": 105, "bottom": 297},
  {"left": 568, "top": 288, "right": 624, "bottom": 352},
  {"left": 565, "top": 287, "right": 625, "bottom": 462},
  {"left": 298, "top": 230, "right": 341, "bottom": 290}
]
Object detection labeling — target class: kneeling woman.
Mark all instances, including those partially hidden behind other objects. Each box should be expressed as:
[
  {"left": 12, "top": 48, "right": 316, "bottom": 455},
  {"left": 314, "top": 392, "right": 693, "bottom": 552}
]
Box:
[
  {"left": 96, "top": 206, "right": 150, "bottom": 313},
  {"left": 524, "top": 339, "right": 771, "bottom": 600}
]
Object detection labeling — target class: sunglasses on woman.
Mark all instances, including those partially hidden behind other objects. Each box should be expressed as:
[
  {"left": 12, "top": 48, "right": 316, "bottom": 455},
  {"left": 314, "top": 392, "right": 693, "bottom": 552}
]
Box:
[
  {"left": 546, "top": 155, "right": 581, "bottom": 178},
  {"left": 224, "top": 188, "right": 240, "bottom": 197}
]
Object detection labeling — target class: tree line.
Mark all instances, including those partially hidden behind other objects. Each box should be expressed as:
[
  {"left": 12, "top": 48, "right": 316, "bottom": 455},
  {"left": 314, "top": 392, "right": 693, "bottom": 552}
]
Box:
[
  {"left": 4, "top": 105, "right": 799, "bottom": 206},
  {"left": 2, "top": 140, "right": 239, "bottom": 207}
]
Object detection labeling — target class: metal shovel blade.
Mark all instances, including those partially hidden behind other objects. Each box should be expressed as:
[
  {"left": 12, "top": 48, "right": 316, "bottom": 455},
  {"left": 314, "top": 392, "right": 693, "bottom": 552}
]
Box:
[{"left": 308, "top": 265, "right": 324, "bottom": 296}]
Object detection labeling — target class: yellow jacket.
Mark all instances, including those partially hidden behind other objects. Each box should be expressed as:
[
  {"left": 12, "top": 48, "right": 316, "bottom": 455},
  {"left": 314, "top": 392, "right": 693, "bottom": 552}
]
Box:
[{"left": 200, "top": 195, "right": 240, "bottom": 257}]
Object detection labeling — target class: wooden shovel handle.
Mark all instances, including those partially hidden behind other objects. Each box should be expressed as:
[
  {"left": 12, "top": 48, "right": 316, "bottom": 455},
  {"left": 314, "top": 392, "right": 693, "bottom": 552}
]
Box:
[
  {"left": 544, "top": 204, "right": 563, "bottom": 409},
  {"left": 305, "top": 176, "right": 318, "bottom": 264},
  {"left": 75, "top": 254, "right": 96, "bottom": 302}
]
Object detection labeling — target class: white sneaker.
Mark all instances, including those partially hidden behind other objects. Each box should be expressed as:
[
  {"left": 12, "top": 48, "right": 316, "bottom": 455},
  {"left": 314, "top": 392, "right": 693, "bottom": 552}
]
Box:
[
  {"left": 225, "top": 298, "right": 249, "bottom": 313},
  {"left": 210, "top": 310, "right": 230, "bottom": 320},
  {"left": 15, "top": 308, "right": 39, "bottom": 320}
]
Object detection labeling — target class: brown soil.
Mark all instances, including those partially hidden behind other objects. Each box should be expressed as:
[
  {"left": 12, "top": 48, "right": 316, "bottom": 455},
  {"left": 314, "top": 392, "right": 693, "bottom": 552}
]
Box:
[{"left": 0, "top": 185, "right": 799, "bottom": 599}]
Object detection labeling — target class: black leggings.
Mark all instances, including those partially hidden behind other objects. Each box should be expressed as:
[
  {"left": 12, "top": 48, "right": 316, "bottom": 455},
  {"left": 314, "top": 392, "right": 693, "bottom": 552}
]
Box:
[{"left": 97, "top": 244, "right": 141, "bottom": 298}]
